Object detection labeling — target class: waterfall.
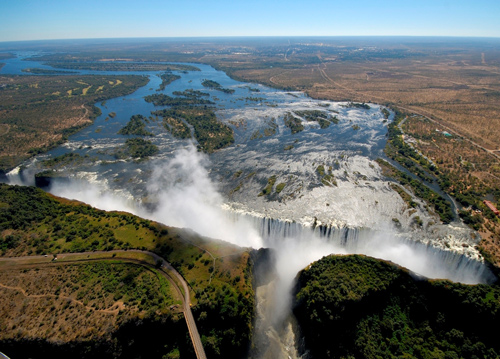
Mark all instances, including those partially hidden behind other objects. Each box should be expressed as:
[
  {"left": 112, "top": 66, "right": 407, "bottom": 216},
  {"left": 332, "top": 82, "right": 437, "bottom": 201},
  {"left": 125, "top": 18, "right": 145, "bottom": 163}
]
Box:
[
  {"left": 240, "top": 211, "right": 496, "bottom": 358},
  {"left": 235, "top": 213, "right": 494, "bottom": 285}
]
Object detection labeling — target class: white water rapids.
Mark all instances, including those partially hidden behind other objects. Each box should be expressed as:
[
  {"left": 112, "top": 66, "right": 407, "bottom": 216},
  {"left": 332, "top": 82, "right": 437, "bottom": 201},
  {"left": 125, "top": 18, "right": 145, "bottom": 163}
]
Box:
[{"left": 9, "top": 145, "right": 491, "bottom": 359}]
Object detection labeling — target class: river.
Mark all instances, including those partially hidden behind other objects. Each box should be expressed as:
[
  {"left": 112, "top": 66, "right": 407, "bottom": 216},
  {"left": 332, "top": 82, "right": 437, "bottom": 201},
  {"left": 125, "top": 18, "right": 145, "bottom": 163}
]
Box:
[{"left": 2, "top": 52, "right": 495, "bottom": 358}]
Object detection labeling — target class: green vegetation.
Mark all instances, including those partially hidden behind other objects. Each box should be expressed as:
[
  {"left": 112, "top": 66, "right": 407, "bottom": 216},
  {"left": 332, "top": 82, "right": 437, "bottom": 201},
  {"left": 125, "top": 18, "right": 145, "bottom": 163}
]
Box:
[
  {"left": 158, "top": 72, "right": 181, "bottom": 91},
  {"left": 146, "top": 88, "right": 233, "bottom": 152},
  {"left": 233, "top": 170, "right": 243, "bottom": 178},
  {"left": 390, "top": 183, "right": 418, "bottom": 209},
  {"left": 44, "top": 62, "right": 200, "bottom": 72},
  {"left": 172, "top": 89, "right": 210, "bottom": 98},
  {"left": 144, "top": 93, "right": 214, "bottom": 106},
  {"left": 377, "top": 159, "right": 453, "bottom": 223},
  {"left": 163, "top": 116, "right": 191, "bottom": 140},
  {"left": 352, "top": 124, "right": 360, "bottom": 130},
  {"left": 382, "top": 108, "right": 457, "bottom": 223},
  {"left": 153, "top": 108, "right": 234, "bottom": 153},
  {"left": 250, "top": 118, "right": 278, "bottom": 140},
  {"left": 317, "top": 117, "right": 332, "bottom": 129},
  {"left": 60, "top": 262, "right": 173, "bottom": 311},
  {"left": 0, "top": 183, "right": 148, "bottom": 255},
  {"left": 231, "top": 183, "right": 243, "bottom": 194},
  {"left": 379, "top": 107, "right": 500, "bottom": 267},
  {"left": 259, "top": 175, "right": 277, "bottom": 196},
  {"left": 186, "top": 254, "right": 254, "bottom": 359},
  {"left": 21, "top": 68, "right": 78, "bottom": 75},
  {"left": 275, "top": 183, "right": 286, "bottom": 193},
  {"left": 0, "top": 75, "right": 149, "bottom": 172},
  {"left": 0, "top": 183, "right": 254, "bottom": 358},
  {"left": 122, "top": 138, "right": 158, "bottom": 159},
  {"left": 117, "top": 114, "right": 153, "bottom": 136},
  {"left": 201, "top": 79, "right": 235, "bottom": 94},
  {"left": 240, "top": 85, "right": 260, "bottom": 92},
  {"left": 294, "top": 110, "right": 337, "bottom": 129},
  {"left": 250, "top": 131, "right": 262, "bottom": 140},
  {"left": 397, "top": 114, "right": 500, "bottom": 260},
  {"left": 241, "top": 96, "right": 266, "bottom": 102},
  {"left": 295, "top": 254, "right": 500, "bottom": 359},
  {"left": 346, "top": 102, "right": 371, "bottom": 109},
  {"left": 283, "top": 112, "right": 304, "bottom": 134},
  {"left": 42, "top": 153, "right": 84, "bottom": 169},
  {"left": 316, "top": 164, "right": 337, "bottom": 187},
  {"left": 381, "top": 107, "right": 390, "bottom": 119},
  {"left": 385, "top": 109, "right": 438, "bottom": 182},
  {"left": 459, "top": 209, "right": 485, "bottom": 231}
]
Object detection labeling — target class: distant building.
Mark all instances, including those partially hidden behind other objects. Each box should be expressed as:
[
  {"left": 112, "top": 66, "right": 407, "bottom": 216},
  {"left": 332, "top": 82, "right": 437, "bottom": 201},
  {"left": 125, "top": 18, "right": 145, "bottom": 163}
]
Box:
[
  {"left": 483, "top": 200, "right": 500, "bottom": 216},
  {"left": 435, "top": 129, "right": 452, "bottom": 137}
]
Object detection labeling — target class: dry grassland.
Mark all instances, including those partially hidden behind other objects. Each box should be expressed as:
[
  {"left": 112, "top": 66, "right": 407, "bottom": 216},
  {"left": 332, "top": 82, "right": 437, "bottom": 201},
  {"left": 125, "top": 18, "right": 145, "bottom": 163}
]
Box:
[
  {"left": 0, "top": 262, "right": 176, "bottom": 343},
  {"left": 402, "top": 115, "right": 500, "bottom": 266},
  {"left": 0, "top": 75, "right": 148, "bottom": 171}
]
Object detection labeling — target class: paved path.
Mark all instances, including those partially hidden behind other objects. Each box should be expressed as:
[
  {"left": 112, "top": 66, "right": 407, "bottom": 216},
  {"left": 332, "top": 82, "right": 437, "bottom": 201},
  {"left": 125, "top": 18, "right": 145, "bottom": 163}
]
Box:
[{"left": 0, "top": 250, "right": 207, "bottom": 359}]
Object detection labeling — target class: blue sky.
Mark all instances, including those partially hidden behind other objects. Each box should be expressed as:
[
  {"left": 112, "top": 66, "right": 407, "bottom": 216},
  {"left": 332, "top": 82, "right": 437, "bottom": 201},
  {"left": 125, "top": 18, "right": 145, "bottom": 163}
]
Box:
[{"left": 1, "top": 0, "right": 499, "bottom": 42}]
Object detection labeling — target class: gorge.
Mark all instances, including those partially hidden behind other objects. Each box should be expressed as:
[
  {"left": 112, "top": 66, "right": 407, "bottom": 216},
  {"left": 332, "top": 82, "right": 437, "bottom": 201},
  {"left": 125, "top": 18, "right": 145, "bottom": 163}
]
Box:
[{"left": 1, "top": 49, "right": 497, "bottom": 358}]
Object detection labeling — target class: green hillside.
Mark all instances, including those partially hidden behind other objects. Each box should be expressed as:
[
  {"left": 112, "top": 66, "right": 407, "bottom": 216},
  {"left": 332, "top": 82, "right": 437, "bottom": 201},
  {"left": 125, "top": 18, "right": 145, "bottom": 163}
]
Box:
[
  {"left": 294, "top": 254, "right": 500, "bottom": 359},
  {"left": 0, "top": 183, "right": 254, "bottom": 358}
]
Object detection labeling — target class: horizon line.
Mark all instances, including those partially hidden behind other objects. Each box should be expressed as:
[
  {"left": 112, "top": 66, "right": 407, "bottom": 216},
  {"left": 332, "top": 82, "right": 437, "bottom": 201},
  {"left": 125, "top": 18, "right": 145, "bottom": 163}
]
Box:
[{"left": 2, "top": 34, "right": 500, "bottom": 45}]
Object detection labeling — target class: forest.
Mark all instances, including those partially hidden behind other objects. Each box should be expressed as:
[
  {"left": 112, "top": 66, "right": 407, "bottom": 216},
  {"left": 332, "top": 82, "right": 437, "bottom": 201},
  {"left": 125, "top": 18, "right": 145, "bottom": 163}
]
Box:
[
  {"left": 201, "top": 79, "right": 235, "bottom": 94},
  {"left": 294, "top": 254, "right": 500, "bottom": 359},
  {"left": 118, "top": 114, "right": 154, "bottom": 136},
  {"left": 146, "top": 88, "right": 234, "bottom": 153}
]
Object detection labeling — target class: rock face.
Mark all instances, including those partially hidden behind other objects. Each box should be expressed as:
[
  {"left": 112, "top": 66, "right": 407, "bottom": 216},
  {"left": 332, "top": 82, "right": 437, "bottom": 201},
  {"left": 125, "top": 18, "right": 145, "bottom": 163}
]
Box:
[
  {"left": 293, "top": 254, "right": 500, "bottom": 359},
  {"left": 34, "top": 171, "right": 71, "bottom": 189},
  {"left": 251, "top": 247, "right": 277, "bottom": 287}
]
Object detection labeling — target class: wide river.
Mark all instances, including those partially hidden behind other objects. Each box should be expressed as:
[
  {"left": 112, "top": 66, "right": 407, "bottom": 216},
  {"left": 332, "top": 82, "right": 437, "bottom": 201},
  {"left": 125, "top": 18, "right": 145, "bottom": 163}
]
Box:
[
  {"left": 2, "top": 52, "right": 492, "bottom": 279},
  {"left": 2, "top": 51, "right": 496, "bottom": 358}
]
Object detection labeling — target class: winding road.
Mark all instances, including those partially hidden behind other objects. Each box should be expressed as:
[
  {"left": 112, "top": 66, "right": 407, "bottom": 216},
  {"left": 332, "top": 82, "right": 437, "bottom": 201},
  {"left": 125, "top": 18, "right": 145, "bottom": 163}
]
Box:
[{"left": 0, "top": 250, "right": 207, "bottom": 359}]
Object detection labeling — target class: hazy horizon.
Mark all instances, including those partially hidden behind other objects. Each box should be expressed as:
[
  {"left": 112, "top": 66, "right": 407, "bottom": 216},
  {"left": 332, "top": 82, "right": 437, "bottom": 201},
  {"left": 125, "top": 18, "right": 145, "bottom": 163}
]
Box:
[
  {"left": 2, "top": 35, "right": 500, "bottom": 53},
  {"left": 2, "top": 34, "right": 500, "bottom": 43},
  {"left": 1, "top": 0, "right": 499, "bottom": 42}
]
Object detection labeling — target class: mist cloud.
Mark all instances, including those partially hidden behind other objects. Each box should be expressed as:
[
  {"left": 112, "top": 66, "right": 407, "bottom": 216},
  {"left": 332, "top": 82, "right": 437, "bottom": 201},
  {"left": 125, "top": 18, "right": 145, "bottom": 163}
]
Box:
[
  {"left": 41, "top": 144, "right": 492, "bottom": 285},
  {"left": 146, "top": 145, "right": 263, "bottom": 248},
  {"left": 34, "top": 143, "right": 493, "bottom": 357}
]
